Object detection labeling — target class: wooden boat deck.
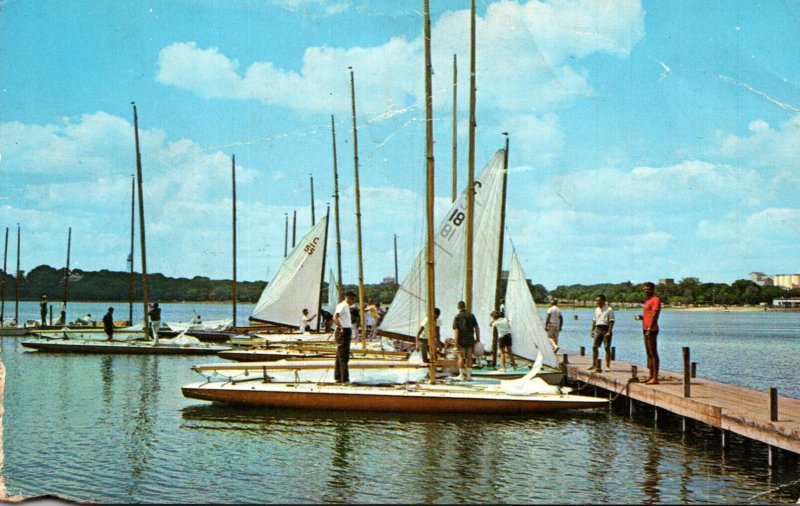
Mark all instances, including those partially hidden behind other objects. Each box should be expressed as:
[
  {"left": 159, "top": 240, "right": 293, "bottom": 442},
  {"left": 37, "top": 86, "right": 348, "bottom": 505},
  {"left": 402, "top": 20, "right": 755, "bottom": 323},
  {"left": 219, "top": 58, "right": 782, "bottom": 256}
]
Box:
[{"left": 561, "top": 351, "right": 800, "bottom": 454}]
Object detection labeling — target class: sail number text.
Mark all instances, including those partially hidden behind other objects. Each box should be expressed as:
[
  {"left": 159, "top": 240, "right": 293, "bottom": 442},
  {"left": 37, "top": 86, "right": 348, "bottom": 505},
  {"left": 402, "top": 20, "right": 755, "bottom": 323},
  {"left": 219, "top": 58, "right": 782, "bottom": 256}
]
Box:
[{"left": 304, "top": 237, "right": 320, "bottom": 255}]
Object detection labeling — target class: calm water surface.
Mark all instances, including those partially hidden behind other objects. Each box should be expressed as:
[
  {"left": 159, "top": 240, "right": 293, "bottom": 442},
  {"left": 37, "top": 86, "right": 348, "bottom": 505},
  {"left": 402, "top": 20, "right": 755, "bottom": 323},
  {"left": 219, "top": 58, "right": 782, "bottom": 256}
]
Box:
[{"left": 2, "top": 302, "right": 799, "bottom": 503}]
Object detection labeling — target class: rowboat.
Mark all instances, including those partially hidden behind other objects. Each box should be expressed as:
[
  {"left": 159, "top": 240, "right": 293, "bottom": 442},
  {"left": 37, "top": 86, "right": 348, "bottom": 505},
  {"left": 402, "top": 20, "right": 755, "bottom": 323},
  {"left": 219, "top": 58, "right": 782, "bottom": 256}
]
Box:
[{"left": 21, "top": 336, "right": 230, "bottom": 355}]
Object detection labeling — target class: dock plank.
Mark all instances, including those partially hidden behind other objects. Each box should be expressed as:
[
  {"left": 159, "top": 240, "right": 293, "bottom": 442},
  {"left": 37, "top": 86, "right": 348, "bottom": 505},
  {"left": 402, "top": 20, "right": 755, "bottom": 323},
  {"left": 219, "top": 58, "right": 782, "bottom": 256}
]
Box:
[{"left": 562, "top": 352, "right": 800, "bottom": 454}]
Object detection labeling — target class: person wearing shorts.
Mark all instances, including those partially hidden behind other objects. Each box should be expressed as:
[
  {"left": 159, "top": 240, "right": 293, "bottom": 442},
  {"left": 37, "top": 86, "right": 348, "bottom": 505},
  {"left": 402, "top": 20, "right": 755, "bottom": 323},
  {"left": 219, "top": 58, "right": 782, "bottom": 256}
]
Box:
[
  {"left": 589, "top": 294, "right": 614, "bottom": 370},
  {"left": 642, "top": 282, "right": 661, "bottom": 384},
  {"left": 490, "top": 310, "right": 517, "bottom": 371},
  {"left": 453, "top": 300, "right": 480, "bottom": 380}
]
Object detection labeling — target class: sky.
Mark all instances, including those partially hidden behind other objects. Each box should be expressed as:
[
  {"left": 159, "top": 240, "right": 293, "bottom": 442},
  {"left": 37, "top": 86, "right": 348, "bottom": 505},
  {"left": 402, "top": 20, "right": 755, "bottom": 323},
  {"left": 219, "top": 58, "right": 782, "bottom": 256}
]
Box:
[{"left": 1, "top": 0, "right": 799, "bottom": 290}]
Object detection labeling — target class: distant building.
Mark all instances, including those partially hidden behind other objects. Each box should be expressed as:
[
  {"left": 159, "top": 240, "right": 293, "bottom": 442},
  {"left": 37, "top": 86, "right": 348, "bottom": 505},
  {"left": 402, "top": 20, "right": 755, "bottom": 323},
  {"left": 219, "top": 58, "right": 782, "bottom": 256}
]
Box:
[
  {"left": 749, "top": 272, "right": 773, "bottom": 286},
  {"left": 658, "top": 278, "right": 675, "bottom": 286},
  {"left": 773, "top": 298, "right": 800, "bottom": 308},
  {"left": 382, "top": 276, "right": 396, "bottom": 285},
  {"left": 773, "top": 273, "right": 800, "bottom": 290}
]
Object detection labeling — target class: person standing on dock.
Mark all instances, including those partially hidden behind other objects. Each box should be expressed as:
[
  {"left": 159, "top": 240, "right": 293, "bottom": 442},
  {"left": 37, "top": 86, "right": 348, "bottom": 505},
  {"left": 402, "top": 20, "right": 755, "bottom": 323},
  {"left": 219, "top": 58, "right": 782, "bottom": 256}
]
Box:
[
  {"left": 642, "top": 282, "right": 662, "bottom": 385},
  {"left": 589, "top": 294, "right": 614, "bottom": 370},
  {"left": 333, "top": 291, "right": 356, "bottom": 383},
  {"left": 453, "top": 300, "right": 480, "bottom": 380},
  {"left": 103, "top": 307, "right": 115, "bottom": 341},
  {"left": 545, "top": 300, "right": 563, "bottom": 350},
  {"left": 40, "top": 294, "right": 48, "bottom": 326},
  {"left": 148, "top": 302, "right": 161, "bottom": 345}
]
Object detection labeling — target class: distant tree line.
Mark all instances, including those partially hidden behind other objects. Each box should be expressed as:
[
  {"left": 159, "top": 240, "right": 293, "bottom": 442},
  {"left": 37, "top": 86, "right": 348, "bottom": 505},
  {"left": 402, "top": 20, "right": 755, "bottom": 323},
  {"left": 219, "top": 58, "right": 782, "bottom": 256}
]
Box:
[
  {"left": 0, "top": 264, "right": 266, "bottom": 303},
  {"left": 550, "top": 277, "right": 800, "bottom": 306},
  {"left": 2, "top": 265, "right": 794, "bottom": 307}
]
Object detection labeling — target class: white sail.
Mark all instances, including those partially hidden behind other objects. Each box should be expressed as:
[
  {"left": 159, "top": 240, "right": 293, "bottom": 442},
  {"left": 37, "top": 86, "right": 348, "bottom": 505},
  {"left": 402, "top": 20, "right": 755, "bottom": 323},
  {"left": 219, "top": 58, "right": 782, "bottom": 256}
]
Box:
[
  {"left": 325, "top": 268, "right": 338, "bottom": 314},
  {"left": 504, "top": 251, "right": 558, "bottom": 368},
  {"left": 250, "top": 216, "right": 328, "bottom": 327},
  {"left": 379, "top": 150, "right": 506, "bottom": 342}
]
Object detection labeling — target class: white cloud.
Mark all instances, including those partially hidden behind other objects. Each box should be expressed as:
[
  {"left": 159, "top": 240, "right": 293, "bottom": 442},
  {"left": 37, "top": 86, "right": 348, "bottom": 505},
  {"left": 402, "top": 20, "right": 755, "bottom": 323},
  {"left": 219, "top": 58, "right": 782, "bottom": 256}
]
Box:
[
  {"left": 155, "top": 0, "right": 645, "bottom": 125},
  {"left": 716, "top": 114, "right": 800, "bottom": 169}
]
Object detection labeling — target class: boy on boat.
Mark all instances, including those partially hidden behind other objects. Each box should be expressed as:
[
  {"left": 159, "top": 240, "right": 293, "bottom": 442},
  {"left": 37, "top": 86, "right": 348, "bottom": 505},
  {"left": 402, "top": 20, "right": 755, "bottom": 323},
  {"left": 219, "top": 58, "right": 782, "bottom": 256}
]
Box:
[{"left": 490, "top": 310, "right": 517, "bottom": 371}]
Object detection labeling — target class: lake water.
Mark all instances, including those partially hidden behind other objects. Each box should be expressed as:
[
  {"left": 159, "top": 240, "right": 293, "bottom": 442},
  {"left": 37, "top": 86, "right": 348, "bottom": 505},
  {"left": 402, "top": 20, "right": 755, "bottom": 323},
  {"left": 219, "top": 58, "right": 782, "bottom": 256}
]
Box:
[{"left": 2, "top": 302, "right": 800, "bottom": 503}]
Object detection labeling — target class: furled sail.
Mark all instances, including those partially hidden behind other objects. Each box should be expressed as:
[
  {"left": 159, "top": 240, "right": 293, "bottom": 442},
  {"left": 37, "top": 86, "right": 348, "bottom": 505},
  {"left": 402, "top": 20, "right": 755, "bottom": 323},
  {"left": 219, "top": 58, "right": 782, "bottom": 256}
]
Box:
[
  {"left": 378, "top": 150, "right": 506, "bottom": 342},
  {"left": 250, "top": 216, "right": 328, "bottom": 327},
  {"left": 504, "top": 251, "right": 558, "bottom": 368},
  {"left": 325, "top": 268, "right": 338, "bottom": 314}
]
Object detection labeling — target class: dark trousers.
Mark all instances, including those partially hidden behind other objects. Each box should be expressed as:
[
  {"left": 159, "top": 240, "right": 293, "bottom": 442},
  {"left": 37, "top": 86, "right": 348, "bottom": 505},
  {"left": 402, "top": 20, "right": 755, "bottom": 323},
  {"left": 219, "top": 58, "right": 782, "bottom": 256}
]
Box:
[{"left": 335, "top": 328, "right": 352, "bottom": 383}]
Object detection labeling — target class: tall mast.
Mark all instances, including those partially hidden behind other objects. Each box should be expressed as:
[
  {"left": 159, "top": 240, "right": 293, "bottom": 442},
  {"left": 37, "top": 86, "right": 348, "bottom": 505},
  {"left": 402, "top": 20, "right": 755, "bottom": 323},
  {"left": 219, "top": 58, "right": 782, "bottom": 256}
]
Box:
[
  {"left": 452, "top": 53, "right": 458, "bottom": 203},
  {"left": 1, "top": 227, "right": 8, "bottom": 325},
  {"left": 284, "top": 213, "right": 288, "bottom": 257},
  {"left": 310, "top": 174, "right": 316, "bottom": 226},
  {"left": 129, "top": 175, "right": 135, "bottom": 325},
  {"left": 231, "top": 155, "right": 238, "bottom": 328},
  {"left": 465, "top": 0, "right": 477, "bottom": 311},
  {"left": 330, "top": 115, "right": 343, "bottom": 299},
  {"left": 292, "top": 210, "right": 297, "bottom": 248},
  {"left": 424, "top": 0, "right": 437, "bottom": 381},
  {"left": 132, "top": 102, "right": 151, "bottom": 336},
  {"left": 493, "top": 134, "right": 510, "bottom": 366},
  {"left": 393, "top": 233, "right": 399, "bottom": 287},
  {"left": 316, "top": 206, "right": 330, "bottom": 331},
  {"left": 62, "top": 226, "right": 71, "bottom": 314},
  {"left": 14, "top": 224, "right": 20, "bottom": 322},
  {"left": 349, "top": 67, "right": 367, "bottom": 349}
]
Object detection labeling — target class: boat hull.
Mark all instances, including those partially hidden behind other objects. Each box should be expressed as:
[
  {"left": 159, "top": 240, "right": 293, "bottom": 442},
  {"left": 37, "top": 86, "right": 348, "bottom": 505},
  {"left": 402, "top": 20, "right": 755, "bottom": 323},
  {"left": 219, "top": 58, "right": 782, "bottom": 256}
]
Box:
[
  {"left": 21, "top": 339, "right": 228, "bottom": 355},
  {"left": 182, "top": 381, "right": 608, "bottom": 414}
]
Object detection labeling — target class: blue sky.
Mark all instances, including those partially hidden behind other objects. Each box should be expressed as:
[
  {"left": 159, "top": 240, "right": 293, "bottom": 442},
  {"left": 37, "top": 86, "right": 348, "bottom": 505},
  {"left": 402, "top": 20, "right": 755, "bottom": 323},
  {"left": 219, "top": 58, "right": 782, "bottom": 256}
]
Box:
[{"left": 1, "top": 0, "right": 798, "bottom": 289}]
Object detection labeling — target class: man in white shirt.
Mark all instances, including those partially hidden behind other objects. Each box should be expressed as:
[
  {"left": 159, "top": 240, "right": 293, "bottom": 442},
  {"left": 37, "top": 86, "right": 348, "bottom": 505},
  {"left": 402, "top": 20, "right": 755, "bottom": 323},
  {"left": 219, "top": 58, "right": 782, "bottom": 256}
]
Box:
[
  {"left": 415, "top": 308, "right": 442, "bottom": 363},
  {"left": 545, "top": 300, "right": 563, "bottom": 350},
  {"left": 333, "top": 291, "right": 357, "bottom": 383},
  {"left": 589, "top": 294, "right": 615, "bottom": 370},
  {"left": 490, "top": 310, "right": 517, "bottom": 371}
]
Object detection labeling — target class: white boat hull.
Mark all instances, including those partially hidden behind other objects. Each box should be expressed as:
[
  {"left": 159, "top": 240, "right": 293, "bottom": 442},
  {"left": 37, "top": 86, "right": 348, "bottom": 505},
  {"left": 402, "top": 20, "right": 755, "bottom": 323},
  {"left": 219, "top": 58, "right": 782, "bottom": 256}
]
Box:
[{"left": 182, "top": 380, "right": 607, "bottom": 414}]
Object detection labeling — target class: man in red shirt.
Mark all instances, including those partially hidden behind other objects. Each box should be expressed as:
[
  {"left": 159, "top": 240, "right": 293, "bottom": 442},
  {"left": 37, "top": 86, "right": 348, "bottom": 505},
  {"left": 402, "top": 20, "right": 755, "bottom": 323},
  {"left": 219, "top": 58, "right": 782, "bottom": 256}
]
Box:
[{"left": 642, "top": 282, "right": 661, "bottom": 384}]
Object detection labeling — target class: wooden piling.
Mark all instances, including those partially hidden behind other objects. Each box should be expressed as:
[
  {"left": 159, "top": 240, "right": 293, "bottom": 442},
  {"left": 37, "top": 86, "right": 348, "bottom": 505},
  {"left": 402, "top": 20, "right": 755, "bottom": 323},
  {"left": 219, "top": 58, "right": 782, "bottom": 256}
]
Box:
[
  {"left": 691, "top": 362, "right": 697, "bottom": 378},
  {"left": 770, "top": 387, "right": 778, "bottom": 422},
  {"left": 683, "top": 347, "right": 691, "bottom": 398}
]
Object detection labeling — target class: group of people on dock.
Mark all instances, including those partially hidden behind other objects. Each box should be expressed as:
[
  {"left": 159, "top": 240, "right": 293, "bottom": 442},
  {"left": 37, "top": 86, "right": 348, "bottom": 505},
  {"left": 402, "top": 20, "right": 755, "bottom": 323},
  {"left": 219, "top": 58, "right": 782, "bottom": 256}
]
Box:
[
  {"left": 328, "top": 280, "right": 662, "bottom": 385},
  {"left": 589, "top": 282, "right": 661, "bottom": 384}
]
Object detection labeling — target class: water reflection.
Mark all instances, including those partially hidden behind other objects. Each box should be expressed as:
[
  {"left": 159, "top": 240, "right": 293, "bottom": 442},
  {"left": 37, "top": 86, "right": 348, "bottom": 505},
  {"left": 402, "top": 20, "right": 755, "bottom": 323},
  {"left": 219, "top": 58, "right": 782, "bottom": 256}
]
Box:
[
  {"left": 123, "top": 356, "right": 160, "bottom": 498},
  {"left": 100, "top": 355, "right": 113, "bottom": 408},
  {"left": 641, "top": 434, "right": 661, "bottom": 504},
  {"left": 324, "top": 420, "right": 356, "bottom": 503}
]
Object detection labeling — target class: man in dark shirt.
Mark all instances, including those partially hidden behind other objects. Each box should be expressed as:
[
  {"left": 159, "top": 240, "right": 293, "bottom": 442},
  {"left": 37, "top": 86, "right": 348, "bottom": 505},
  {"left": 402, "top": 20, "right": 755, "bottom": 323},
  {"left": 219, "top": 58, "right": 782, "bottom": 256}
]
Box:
[
  {"left": 40, "top": 294, "right": 48, "bottom": 326},
  {"left": 103, "top": 307, "right": 115, "bottom": 341},
  {"left": 452, "top": 300, "right": 480, "bottom": 381}
]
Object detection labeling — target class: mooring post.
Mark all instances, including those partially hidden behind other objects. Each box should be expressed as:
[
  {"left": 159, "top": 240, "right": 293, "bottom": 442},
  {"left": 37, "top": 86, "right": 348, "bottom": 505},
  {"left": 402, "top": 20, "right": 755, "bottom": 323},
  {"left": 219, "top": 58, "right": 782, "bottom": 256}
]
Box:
[
  {"left": 49, "top": 305, "right": 53, "bottom": 326},
  {"left": 682, "top": 347, "right": 691, "bottom": 398},
  {"left": 691, "top": 362, "right": 697, "bottom": 378},
  {"left": 768, "top": 445, "right": 778, "bottom": 467},
  {"left": 563, "top": 354, "right": 569, "bottom": 365},
  {"left": 580, "top": 346, "right": 585, "bottom": 356},
  {"left": 769, "top": 387, "right": 778, "bottom": 422},
  {"left": 631, "top": 365, "right": 638, "bottom": 380},
  {"left": 721, "top": 429, "right": 729, "bottom": 448},
  {"left": 629, "top": 397, "right": 635, "bottom": 416},
  {"left": 596, "top": 359, "right": 602, "bottom": 372},
  {"left": 611, "top": 346, "right": 616, "bottom": 360}
]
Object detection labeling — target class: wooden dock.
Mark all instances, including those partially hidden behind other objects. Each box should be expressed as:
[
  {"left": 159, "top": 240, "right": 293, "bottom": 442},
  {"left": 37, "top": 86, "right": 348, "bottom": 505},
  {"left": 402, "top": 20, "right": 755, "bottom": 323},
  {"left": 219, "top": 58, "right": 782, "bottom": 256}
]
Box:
[{"left": 561, "top": 351, "right": 800, "bottom": 458}]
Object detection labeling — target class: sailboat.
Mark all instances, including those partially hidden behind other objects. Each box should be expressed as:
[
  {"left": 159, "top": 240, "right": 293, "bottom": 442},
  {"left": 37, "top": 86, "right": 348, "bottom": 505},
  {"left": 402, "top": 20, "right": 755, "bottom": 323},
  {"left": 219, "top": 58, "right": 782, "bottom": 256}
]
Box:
[
  {"left": 378, "top": 150, "right": 506, "bottom": 345},
  {"left": 182, "top": 1, "right": 606, "bottom": 414},
  {"left": 21, "top": 103, "right": 231, "bottom": 356},
  {"left": 471, "top": 251, "right": 563, "bottom": 382}
]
